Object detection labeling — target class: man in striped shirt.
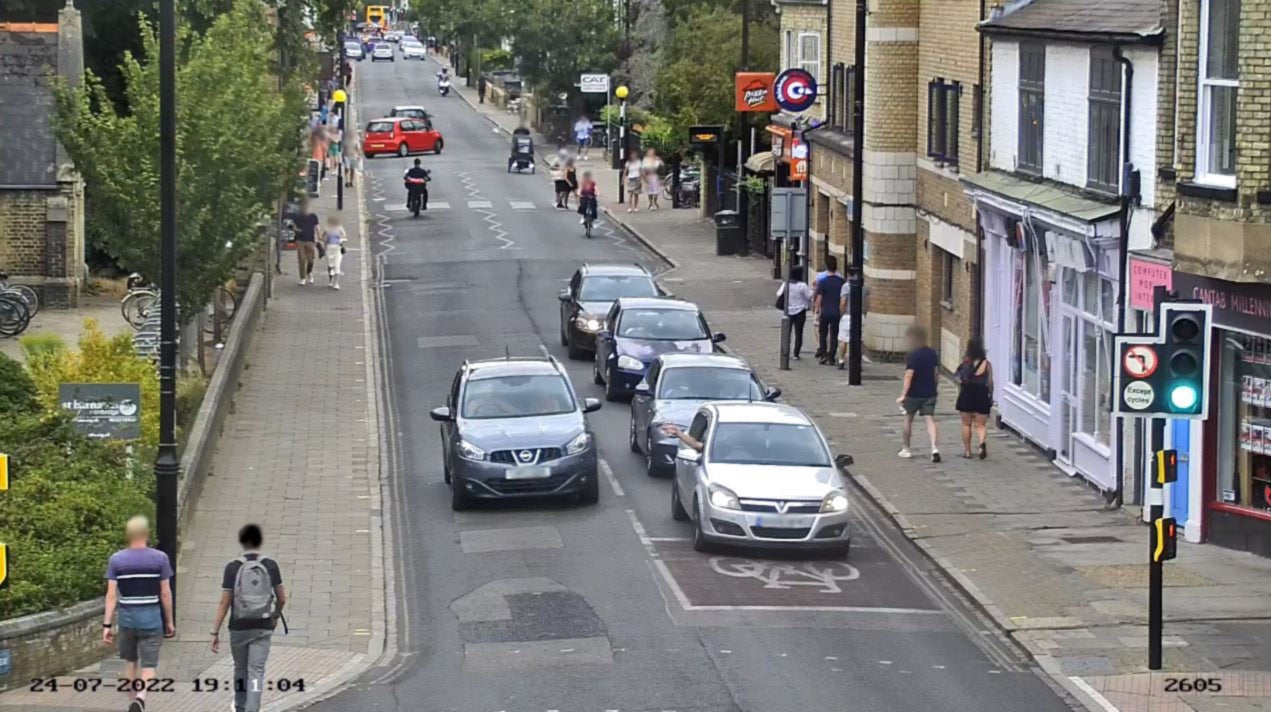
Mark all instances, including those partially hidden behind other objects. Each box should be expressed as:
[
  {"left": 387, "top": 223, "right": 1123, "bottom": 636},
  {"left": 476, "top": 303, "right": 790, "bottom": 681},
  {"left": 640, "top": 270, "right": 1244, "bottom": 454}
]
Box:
[{"left": 104, "top": 516, "right": 175, "bottom": 712}]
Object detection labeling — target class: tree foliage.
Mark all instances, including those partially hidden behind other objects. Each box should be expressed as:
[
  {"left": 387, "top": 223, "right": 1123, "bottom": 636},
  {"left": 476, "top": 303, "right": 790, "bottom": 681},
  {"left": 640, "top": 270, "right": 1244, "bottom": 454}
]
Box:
[
  {"left": 53, "top": 0, "right": 307, "bottom": 319},
  {"left": 653, "top": 4, "right": 777, "bottom": 137},
  {"left": 508, "top": 0, "right": 618, "bottom": 100}
]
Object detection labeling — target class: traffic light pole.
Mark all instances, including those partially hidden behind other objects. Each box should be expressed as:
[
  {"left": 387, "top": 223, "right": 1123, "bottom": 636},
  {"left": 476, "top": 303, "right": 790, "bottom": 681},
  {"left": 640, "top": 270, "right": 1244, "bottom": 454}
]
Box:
[{"left": 1147, "top": 285, "right": 1168, "bottom": 670}]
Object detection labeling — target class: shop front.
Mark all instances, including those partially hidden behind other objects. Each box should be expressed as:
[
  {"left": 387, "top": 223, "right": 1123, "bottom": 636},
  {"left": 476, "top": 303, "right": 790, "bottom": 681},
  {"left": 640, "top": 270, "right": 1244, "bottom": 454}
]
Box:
[
  {"left": 967, "top": 173, "right": 1123, "bottom": 491},
  {"left": 1176, "top": 272, "right": 1271, "bottom": 557}
]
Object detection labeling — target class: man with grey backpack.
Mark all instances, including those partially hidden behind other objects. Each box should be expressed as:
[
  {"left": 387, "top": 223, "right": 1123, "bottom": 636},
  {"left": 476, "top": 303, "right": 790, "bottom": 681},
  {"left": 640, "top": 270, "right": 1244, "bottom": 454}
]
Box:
[{"left": 209, "top": 524, "right": 286, "bottom": 712}]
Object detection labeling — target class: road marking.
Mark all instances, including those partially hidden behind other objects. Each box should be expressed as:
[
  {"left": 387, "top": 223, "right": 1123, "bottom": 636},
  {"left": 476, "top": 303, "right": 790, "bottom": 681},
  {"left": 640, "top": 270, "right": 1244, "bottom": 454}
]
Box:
[
  {"left": 646, "top": 537, "right": 688, "bottom": 542},
  {"left": 468, "top": 200, "right": 493, "bottom": 209},
  {"left": 509, "top": 200, "right": 536, "bottom": 210},
  {"left": 599, "top": 459, "right": 624, "bottom": 496},
  {"left": 708, "top": 557, "right": 860, "bottom": 593},
  {"left": 1067, "top": 677, "right": 1120, "bottom": 712},
  {"left": 626, "top": 509, "right": 653, "bottom": 548}
]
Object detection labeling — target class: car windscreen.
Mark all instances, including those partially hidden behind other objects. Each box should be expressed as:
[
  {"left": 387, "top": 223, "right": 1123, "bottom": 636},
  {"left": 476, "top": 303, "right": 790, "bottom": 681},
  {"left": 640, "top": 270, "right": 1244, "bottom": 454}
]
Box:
[
  {"left": 707, "top": 422, "right": 831, "bottom": 467},
  {"left": 366, "top": 121, "right": 395, "bottom": 134},
  {"left": 658, "top": 367, "right": 762, "bottom": 401},
  {"left": 461, "top": 374, "right": 576, "bottom": 419},
  {"left": 393, "top": 109, "right": 425, "bottom": 119},
  {"left": 578, "top": 275, "right": 657, "bottom": 302},
  {"left": 617, "top": 309, "right": 707, "bottom": 340}
]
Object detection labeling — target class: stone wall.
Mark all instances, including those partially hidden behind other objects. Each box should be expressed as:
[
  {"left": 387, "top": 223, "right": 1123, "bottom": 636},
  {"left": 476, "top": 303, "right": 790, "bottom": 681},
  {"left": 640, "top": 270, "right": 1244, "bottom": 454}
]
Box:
[{"left": 0, "top": 600, "right": 104, "bottom": 691}]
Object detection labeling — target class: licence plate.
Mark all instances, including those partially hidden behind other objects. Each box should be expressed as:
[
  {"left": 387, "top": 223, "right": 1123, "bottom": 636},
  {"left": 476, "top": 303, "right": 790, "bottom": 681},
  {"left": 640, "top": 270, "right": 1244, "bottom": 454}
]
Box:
[
  {"left": 753, "top": 514, "right": 806, "bottom": 528},
  {"left": 507, "top": 466, "right": 551, "bottom": 480},
  {"left": 371, "top": 143, "right": 384, "bottom": 148}
]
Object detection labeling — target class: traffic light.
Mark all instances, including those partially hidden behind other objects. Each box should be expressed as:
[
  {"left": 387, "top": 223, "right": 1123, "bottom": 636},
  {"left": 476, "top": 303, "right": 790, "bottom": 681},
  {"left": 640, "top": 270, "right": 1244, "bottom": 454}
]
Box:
[
  {"left": 1154, "top": 449, "right": 1178, "bottom": 486},
  {"left": 1151, "top": 517, "right": 1178, "bottom": 563},
  {"left": 1160, "top": 304, "right": 1210, "bottom": 416}
]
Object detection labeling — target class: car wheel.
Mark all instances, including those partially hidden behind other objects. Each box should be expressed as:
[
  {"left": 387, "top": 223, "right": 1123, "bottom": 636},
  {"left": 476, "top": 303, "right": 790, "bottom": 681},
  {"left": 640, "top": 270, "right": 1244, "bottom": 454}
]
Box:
[
  {"left": 578, "top": 473, "right": 600, "bottom": 505},
  {"left": 671, "top": 482, "right": 689, "bottom": 521},
  {"left": 691, "top": 499, "right": 711, "bottom": 552},
  {"left": 830, "top": 542, "right": 851, "bottom": 560},
  {"left": 397, "top": 143, "right": 409, "bottom": 157},
  {"left": 434, "top": 139, "right": 444, "bottom": 154},
  {"left": 559, "top": 318, "right": 569, "bottom": 346},
  {"left": 645, "top": 435, "right": 665, "bottom": 477},
  {"left": 593, "top": 357, "right": 604, "bottom": 385},
  {"left": 450, "top": 479, "right": 470, "bottom": 511},
  {"left": 442, "top": 448, "right": 452, "bottom": 484},
  {"left": 629, "top": 415, "right": 641, "bottom": 453},
  {"left": 604, "top": 375, "right": 621, "bottom": 402},
  {"left": 567, "top": 331, "right": 587, "bottom": 360}
]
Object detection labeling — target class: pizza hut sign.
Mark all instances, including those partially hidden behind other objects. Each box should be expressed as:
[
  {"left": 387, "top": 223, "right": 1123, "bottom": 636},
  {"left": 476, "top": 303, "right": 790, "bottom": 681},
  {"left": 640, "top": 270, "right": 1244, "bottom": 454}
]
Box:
[{"left": 735, "top": 72, "right": 777, "bottom": 112}]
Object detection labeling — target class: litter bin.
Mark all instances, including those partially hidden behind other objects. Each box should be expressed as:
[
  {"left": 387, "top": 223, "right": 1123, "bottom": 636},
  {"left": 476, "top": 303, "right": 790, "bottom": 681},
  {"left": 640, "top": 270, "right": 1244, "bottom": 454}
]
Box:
[{"left": 714, "top": 210, "right": 741, "bottom": 256}]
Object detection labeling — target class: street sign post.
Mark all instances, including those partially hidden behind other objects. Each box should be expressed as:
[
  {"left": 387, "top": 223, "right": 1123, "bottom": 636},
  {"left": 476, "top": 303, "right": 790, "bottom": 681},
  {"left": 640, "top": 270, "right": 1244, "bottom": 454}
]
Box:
[
  {"left": 579, "top": 73, "right": 610, "bottom": 94},
  {"left": 1113, "top": 303, "right": 1212, "bottom": 419}
]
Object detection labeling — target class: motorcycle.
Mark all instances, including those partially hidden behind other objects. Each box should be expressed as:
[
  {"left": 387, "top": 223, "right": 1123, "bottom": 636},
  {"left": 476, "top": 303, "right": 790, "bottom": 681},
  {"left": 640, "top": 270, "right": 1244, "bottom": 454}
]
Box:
[
  {"left": 405, "top": 175, "right": 429, "bottom": 217},
  {"left": 438, "top": 77, "right": 451, "bottom": 97}
]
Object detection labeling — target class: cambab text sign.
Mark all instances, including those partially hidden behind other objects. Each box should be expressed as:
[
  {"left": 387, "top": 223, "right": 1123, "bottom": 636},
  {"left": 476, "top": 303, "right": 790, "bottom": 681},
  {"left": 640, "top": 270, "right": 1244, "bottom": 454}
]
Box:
[
  {"left": 579, "top": 74, "right": 610, "bottom": 94},
  {"left": 735, "top": 72, "right": 777, "bottom": 112}
]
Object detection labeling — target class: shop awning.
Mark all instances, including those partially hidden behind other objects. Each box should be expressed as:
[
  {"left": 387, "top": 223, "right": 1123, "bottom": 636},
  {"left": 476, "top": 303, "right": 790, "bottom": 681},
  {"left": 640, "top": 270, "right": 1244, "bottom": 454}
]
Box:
[
  {"left": 962, "top": 170, "right": 1120, "bottom": 224},
  {"left": 745, "top": 151, "right": 775, "bottom": 174}
]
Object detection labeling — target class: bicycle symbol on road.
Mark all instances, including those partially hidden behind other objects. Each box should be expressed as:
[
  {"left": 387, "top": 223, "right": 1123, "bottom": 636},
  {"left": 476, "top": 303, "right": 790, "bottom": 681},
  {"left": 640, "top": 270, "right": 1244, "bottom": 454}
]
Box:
[{"left": 708, "top": 557, "right": 860, "bottom": 594}]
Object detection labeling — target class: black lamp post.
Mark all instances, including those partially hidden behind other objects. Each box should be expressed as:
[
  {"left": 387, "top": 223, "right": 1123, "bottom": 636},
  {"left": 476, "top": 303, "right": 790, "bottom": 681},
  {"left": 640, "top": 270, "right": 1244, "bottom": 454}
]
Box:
[
  {"left": 154, "top": 0, "right": 180, "bottom": 611},
  {"left": 616, "top": 84, "right": 629, "bottom": 204}
]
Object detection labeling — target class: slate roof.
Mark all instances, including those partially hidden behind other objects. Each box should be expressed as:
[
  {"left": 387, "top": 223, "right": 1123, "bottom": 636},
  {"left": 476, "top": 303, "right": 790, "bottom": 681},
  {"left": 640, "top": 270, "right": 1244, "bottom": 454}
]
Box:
[
  {"left": 962, "top": 170, "right": 1120, "bottom": 224},
  {"left": 0, "top": 26, "right": 60, "bottom": 186},
  {"left": 980, "top": 0, "right": 1164, "bottom": 43}
]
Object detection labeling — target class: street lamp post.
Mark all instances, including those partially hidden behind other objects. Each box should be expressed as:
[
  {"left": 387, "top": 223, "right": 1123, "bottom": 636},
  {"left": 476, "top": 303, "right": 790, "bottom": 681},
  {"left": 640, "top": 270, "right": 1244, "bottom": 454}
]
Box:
[
  {"left": 154, "top": 0, "right": 180, "bottom": 611},
  {"left": 616, "top": 84, "right": 629, "bottom": 204},
  {"left": 336, "top": 30, "right": 347, "bottom": 212}
]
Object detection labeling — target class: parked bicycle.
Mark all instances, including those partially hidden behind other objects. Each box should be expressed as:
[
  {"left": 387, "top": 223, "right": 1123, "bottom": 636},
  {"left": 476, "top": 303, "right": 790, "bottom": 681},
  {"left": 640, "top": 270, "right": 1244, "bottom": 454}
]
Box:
[
  {"left": 0, "top": 273, "right": 39, "bottom": 318},
  {"left": 0, "top": 293, "right": 31, "bottom": 338},
  {"left": 121, "top": 274, "right": 158, "bottom": 329}
]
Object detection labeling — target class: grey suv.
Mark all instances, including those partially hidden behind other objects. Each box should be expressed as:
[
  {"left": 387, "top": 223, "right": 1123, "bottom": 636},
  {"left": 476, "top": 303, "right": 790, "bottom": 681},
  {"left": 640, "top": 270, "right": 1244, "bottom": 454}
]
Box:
[{"left": 430, "top": 357, "right": 602, "bottom": 510}]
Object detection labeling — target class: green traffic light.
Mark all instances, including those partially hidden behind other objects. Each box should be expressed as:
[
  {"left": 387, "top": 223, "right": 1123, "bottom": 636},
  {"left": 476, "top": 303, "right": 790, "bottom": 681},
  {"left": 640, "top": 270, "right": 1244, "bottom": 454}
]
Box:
[{"left": 1169, "top": 383, "right": 1199, "bottom": 411}]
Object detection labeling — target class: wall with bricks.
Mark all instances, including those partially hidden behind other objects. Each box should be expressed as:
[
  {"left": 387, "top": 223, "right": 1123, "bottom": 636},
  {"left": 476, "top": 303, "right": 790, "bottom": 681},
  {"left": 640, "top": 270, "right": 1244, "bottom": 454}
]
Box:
[
  {"left": 1162, "top": 0, "right": 1271, "bottom": 282},
  {"left": 777, "top": 1, "right": 829, "bottom": 121}
]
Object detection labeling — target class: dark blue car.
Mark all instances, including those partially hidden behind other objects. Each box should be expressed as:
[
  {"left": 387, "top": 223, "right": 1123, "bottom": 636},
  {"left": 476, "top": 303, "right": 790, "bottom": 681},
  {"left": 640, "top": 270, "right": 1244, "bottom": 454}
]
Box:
[{"left": 592, "top": 297, "right": 725, "bottom": 401}]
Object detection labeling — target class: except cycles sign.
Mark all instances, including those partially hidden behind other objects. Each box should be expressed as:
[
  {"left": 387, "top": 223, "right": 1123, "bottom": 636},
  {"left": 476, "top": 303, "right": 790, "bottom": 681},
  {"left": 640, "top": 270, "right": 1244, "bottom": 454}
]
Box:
[{"left": 774, "top": 68, "right": 818, "bottom": 113}]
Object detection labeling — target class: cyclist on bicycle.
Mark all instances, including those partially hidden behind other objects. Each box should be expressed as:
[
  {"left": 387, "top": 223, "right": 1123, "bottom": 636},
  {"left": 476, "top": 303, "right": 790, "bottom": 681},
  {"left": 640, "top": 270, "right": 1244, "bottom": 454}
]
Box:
[
  {"left": 577, "top": 171, "right": 598, "bottom": 232},
  {"left": 403, "top": 158, "right": 430, "bottom": 211}
]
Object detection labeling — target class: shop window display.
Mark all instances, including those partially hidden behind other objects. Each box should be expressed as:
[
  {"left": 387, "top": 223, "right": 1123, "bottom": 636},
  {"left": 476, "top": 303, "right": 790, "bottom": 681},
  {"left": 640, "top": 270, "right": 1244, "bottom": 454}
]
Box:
[{"left": 1221, "top": 334, "right": 1271, "bottom": 512}]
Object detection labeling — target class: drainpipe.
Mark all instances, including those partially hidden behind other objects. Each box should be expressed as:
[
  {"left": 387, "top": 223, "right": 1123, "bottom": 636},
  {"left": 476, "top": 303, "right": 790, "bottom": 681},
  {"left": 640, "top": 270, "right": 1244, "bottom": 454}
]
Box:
[
  {"left": 973, "top": 0, "right": 987, "bottom": 339},
  {"left": 1111, "top": 45, "right": 1136, "bottom": 509}
]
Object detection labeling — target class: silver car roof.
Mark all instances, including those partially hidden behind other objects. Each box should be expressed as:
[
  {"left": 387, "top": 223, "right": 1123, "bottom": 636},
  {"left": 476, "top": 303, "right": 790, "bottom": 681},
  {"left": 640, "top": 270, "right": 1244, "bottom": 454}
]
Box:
[
  {"left": 709, "top": 402, "right": 810, "bottom": 425},
  {"left": 657, "top": 353, "right": 748, "bottom": 369}
]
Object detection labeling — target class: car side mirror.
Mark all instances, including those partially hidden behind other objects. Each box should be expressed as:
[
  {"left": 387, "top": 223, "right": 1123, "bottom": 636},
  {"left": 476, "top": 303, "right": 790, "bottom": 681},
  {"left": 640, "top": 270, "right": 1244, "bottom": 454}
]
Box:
[
  {"left": 634, "top": 382, "right": 651, "bottom": 396},
  {"left": 764, "top": 386, "right": 782, "bottom": 402},
  {"left": 676, "top": 448, "right": 701, "bottom": 464},
  {"left": 583, "top": 398, "right": 602, "bottom": 413},
  {"left": 429, "top": 406, "right": 453, "bottom": 422},
  {"left": 712, "top": 332, "right": 727, "bottom": 344},
  {"left": 835, "top": 453, "right": 855, "bottom": 470},
  {"left": 558, "top": 290, "right": 570, "bottom": 302},
  {"left": 598, "top": 330, "right": 612, "bottom": 340}
]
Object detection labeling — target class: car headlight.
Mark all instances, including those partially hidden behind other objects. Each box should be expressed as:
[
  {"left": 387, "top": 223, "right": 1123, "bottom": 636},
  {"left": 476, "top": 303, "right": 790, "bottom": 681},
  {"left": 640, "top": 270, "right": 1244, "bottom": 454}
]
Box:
[
  {"left": 574, "top": 315, "right": 602, "bottom": 332},
  {"left": 457, "top": 440, "right": 486, "bottom": 462},
  {"left": 821, "top": 491, "right": 849, "bottom": 513},
  {"left": 617, "top": 355, "right": 644, "bottom": 371},
  {"left": 708, "top": 485, "right": 741, "bottom": 510},
  {"left": 565, "top": 432, "right": 591, "bottom": 455}
]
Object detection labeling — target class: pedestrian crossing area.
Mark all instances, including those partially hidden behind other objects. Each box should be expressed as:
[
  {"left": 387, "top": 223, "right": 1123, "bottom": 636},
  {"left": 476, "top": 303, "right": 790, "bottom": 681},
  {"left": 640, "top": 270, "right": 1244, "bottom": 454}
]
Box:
[{"left": 383, "top": 199, "right": 571, "bottom": 213}]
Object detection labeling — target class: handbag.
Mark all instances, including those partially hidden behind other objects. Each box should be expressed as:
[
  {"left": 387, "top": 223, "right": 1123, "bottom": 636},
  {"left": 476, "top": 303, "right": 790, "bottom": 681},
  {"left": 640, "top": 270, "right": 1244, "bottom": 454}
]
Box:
[
  {"left": 340, "top": 244, "right": 347, "bottom": 255},
  {"left": 775, "top": 291, "right": 786, "bottom": 311},
  {"left": 316, "top": 242, "right": 326, "bottom": 259}
]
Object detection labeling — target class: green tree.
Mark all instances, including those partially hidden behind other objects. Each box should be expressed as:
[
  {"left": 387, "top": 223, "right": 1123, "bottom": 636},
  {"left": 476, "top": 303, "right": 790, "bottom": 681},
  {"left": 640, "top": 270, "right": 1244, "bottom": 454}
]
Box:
[
  {"left": 653, "top": 4, "right": 777, "bottom": 136},
  {"left": 509, "top": 0, "right": 618, "bottom": 100},
  {"left": 53, "top": 0, "right": 306, "bottom": 320}
]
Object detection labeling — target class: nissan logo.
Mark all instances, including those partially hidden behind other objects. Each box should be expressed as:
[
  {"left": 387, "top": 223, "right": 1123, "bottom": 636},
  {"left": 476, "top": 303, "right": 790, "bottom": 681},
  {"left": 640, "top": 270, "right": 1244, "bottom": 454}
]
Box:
[{"left": 518, "top": 450, "right": 534, "bottom": 463}]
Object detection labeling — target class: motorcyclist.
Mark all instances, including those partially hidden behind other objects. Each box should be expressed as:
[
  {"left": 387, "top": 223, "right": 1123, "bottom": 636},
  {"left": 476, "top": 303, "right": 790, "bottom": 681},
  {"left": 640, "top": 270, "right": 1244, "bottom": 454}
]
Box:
[
  {"left": 436, "top": 67, "right": 451, "bottom": 95},
  {"left": 403, "top": 158, "right": 430, "bottom": 211}
]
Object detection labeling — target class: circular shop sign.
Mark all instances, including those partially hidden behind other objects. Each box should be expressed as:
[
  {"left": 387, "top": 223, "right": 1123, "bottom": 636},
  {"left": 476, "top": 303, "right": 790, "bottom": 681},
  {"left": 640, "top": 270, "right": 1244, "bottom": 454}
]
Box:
[
  {"left": 1123, "top": 344, "right": 1159, "bottom": 378},
  {"left": 774, "top": 69, "right": 819, "bottom": 113},
  {"left": 1123, "top": 381, "right": 1156, "bottom": 410}
]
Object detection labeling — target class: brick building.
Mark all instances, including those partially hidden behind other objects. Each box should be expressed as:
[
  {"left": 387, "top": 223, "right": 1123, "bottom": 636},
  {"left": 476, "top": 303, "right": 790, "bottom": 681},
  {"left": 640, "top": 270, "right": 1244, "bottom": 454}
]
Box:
[
  {"left": 1152, "top": 0, "right": 1271, "bottom": 556},
  {"left": 776, "top": 0, "right": 828, "bottom": 124},
  {"left": 962, "top": 0, "right": 1162, "bottom": 491},
  {"left": 0, "top": 2, "right": 86, "bottom": 308}
]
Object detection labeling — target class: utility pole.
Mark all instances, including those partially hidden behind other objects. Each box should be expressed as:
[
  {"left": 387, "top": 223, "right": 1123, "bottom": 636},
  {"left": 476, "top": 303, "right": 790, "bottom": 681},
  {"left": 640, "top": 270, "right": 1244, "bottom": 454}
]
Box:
[
  {"left": 154, "top": 0, "right": 180, "bottom": 612},
  {"left": 740, "top": 0, "right": 750, "bottom": 70},
  {"left": 336, "top": 30, "right": 346, "bottom": 211},
  {"left": 1147, "top": 284, "right": 1168, "bottom": 670},
  {"left": 617, "top": 85, "right": 629, "bottom": 203},
  {"left": 847, "top": 0, "right": 866, "bottom": 386}
]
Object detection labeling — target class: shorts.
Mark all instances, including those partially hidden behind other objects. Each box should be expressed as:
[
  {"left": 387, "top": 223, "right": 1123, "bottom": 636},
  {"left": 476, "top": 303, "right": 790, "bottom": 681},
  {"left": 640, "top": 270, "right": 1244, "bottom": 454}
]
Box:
[
  {"left": 576, "top": 136, "right": 591, "bottom": 147},
  {"left": 902, "top": 396, "right": 937, "bottom": 417},
  {"left": 118, "top": 627, "right": 163, "bottom": 668},
  {"left": 837, "top": 319, "right": 852, "bottom": 343}
]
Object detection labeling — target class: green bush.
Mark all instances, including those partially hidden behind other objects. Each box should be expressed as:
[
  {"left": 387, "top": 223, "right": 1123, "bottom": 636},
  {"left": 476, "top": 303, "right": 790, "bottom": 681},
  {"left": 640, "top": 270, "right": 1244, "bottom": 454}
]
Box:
[
  {"left": 0, "top": 414, "right": 152, "bottom": 619},
  {"left": 0, "top": 352, "right": 39, "bottom": 416},
  {"left": 480, "top": 48, "right": 513, "bottom": 70},
  {"left": 19, "top": 333, "right": 66, "bottom": 367}
]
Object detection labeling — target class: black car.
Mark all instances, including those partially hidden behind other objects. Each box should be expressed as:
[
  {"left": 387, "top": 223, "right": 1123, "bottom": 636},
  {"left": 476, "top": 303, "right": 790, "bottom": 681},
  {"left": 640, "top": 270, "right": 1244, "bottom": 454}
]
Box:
[
  {"left": 559, "top": 263, "right": 659, "bottom": 359},
  {"left": 592, "top": 297, "right": 725, "bottom": 401}
]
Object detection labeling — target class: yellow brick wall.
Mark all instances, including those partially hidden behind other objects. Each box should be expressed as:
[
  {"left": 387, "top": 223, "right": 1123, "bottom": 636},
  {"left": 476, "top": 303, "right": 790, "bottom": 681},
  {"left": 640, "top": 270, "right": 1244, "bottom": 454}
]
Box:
[{"left": 778, "top": 2, "right": 829, "bottom": 121}]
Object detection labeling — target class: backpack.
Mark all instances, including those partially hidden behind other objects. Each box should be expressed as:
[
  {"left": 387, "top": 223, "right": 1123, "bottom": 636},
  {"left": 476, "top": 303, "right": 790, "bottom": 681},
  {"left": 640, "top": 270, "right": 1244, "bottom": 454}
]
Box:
[{"left": 232, "top": 556, "right": 275, "bottom": 624}]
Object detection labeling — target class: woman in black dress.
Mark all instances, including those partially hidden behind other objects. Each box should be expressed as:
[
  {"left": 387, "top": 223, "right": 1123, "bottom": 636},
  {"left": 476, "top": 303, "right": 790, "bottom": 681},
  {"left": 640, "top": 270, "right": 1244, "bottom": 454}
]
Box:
[{"left": 955, "top": 338, "right": 993, "bottom": 459}]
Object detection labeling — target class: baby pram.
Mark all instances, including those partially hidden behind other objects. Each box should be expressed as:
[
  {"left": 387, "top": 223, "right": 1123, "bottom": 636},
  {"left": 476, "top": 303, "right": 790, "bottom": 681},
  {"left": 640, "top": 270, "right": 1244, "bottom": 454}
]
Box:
[{"left": 508, "top": 128, "right": 535, "bottom": 173}]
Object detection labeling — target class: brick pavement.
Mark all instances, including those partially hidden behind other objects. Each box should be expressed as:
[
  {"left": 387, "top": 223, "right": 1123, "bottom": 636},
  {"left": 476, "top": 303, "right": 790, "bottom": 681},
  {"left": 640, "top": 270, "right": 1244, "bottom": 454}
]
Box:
[
  {"left": 449, "top": 76, "right": 1271, "bottom": 710},
  {"left": 0, "top": 142, "right": 385, "bottom": 711}
]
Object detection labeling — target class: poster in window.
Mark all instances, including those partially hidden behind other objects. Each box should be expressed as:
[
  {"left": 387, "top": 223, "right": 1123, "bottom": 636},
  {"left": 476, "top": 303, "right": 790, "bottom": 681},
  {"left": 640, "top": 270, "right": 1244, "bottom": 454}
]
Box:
[
  {"left": 1241, "top": 418, "right": 1252, "bottom": 453},
  {"left": 1254, "top": 423, "right": 1267, "bottom": 456}
]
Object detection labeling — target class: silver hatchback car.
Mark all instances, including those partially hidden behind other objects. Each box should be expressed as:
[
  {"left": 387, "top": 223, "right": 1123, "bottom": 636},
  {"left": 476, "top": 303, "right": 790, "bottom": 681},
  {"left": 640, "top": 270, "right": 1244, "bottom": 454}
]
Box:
[{"left": 670, "top": 402, "right": 851, "bottom": 557}]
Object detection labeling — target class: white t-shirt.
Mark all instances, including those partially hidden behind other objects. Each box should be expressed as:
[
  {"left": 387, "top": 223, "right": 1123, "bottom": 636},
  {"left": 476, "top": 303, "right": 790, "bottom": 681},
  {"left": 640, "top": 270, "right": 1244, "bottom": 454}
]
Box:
[
  {"left": 778, "top": 281, "right": 814, "bottom": 315},
  {"left": 625, "top": 161, "right": 642, "bottom": 179}
]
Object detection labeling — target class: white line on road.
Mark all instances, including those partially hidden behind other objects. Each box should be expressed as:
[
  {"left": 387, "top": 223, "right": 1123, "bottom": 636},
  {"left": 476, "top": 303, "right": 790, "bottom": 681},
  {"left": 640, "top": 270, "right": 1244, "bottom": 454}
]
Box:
[
  {"left": 625, "top": 509, "right": 653, "bottom": 548},
  {"left": 599, "top": 459, "right": 624, "bottom": 496},
  {"left": 509, "top": 200, "right": 536, "bottom": 210},
  {"left": 646, "top": 537, "right": 689, "bottom": 542},
  {"left": 468, "top": 200, "right": 493, "bottom": 209},
  {"left": 1067, "top": 678, "right": 1120, "bottom": 712}
]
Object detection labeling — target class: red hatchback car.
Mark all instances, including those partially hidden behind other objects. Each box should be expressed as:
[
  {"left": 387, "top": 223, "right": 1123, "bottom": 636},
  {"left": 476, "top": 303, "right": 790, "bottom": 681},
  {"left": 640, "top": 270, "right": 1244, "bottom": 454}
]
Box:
[{"left": 361, "top": 117, "right": 444, "bottom": 158}]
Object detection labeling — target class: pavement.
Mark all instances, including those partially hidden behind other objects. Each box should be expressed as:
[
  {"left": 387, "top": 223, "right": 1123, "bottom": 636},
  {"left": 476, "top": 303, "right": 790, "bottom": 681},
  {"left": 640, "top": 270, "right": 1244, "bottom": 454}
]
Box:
[
  {"left": 0, "top": 90, "right": 388, "bottom": 711},
  {"left": 444, "top": 70, "right": 1271, "bottom": 712},
  {"left": 304, "top": 53, "right": 1078, "bottom": 712},
  {"left": 0, "top": 294, "right": 129, "bottom": 362}
]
